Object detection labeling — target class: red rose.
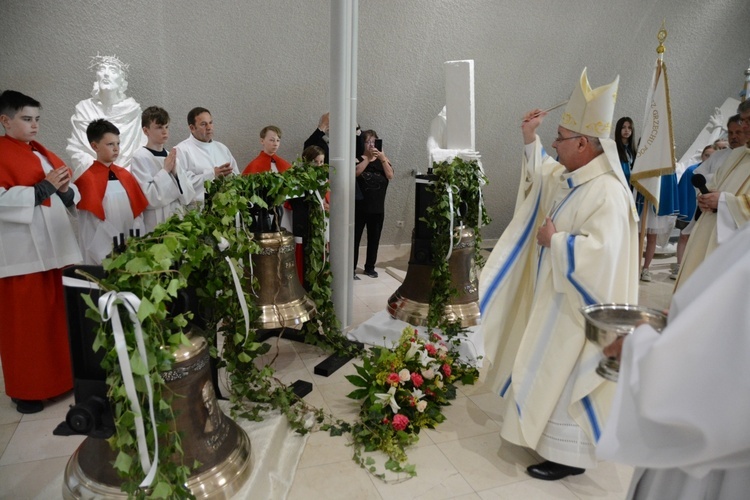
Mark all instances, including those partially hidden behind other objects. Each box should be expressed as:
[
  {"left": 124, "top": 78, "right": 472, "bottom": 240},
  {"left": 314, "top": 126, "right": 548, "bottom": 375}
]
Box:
[
  {"left": 425, "top": 344, "right": 437, "bottom": 356},
  {"left": 442, "top": 363, "right": 452, "bottom": 377},
  {"left": 430, "top": 332, "right": 442, "bottom": 341},
  {"left": 392, "top": 414, "right": 409, "bottom": 431},
  {"left": 411, "top": 372, "right": 424, "bottom": 388},
  {"left": 387, "top": 372, "right": 400, "bottom": 385}
]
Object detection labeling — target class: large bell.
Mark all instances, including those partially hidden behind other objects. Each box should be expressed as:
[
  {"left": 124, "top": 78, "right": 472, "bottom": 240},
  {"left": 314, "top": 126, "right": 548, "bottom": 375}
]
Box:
[
  {"left": 249, "top": 229, "right": 316, "bottom": 329},
  {"left": 63, "top": 333, "right": 252, "bottom": 499},
  {"left": 387, "top": 225, "right": 480, "bottom": 327}
]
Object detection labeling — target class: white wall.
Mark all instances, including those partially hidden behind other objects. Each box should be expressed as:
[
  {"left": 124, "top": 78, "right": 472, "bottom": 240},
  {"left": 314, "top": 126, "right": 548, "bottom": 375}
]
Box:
[{"left": 1, "top": 0, "right": 748, "bottom": 243}]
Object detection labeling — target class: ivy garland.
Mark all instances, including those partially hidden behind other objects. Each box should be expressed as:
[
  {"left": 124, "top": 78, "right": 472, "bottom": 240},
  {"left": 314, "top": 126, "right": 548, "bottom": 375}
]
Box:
[
  {"left": 83, "top": 160, "right": 348, "bottom": 498},
  {"left": 424, "top": 157, "right": 490, "bottom": 335}
]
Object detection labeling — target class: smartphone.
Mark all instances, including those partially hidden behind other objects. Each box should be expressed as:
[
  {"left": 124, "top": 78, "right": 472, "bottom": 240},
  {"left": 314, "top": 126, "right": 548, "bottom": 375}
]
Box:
[{"left": 375, "top": 138, "right": 383, "bottom": 151}]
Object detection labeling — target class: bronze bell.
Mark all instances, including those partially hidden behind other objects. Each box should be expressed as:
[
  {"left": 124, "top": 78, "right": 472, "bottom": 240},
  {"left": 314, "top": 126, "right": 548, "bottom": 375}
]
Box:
[
  {"left": 63, "top": 333, "right": 252, "bottom": 499},
  {"left": 387, "top": 225, "right": 480, "bottom": 327},
  {"left": 248, "top": 229, "right": 316, "bottom": 329}
]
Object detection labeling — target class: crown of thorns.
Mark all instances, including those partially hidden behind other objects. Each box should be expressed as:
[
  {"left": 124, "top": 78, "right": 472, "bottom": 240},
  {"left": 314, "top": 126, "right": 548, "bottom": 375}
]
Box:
[{"left": 88, "top": 53, "right": 129, "bottom": 75}]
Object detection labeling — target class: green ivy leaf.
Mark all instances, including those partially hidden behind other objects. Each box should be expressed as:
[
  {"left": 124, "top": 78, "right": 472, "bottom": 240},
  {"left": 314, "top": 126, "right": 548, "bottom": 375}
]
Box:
[
  {"left": 137, "top": 297, "right": 157, "bottom": 321},
  {"left": 150, "top": 481, "right": 172, "bottom": 499},
  {"left": 113, "top": 451, "right": 132, "bottom": 473}
]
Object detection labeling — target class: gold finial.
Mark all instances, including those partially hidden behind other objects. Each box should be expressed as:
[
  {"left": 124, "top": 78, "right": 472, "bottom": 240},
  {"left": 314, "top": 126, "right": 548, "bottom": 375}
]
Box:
[{"left": 656, "top": 20, "right": 667, "bottom": 54}]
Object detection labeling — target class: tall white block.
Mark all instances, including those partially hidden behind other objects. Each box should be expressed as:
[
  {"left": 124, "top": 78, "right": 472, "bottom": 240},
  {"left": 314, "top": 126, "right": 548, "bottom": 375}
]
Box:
[{"left": 444, "top": 60, "right": 475, "bottom": 151}]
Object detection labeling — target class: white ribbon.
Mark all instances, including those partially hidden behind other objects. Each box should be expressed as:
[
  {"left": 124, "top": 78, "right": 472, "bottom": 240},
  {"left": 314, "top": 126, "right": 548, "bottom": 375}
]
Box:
[
  {"left": 476, "top": 159, "right": 487, "bottom": 229},
  {"left": 445, "top": 183, "right": 455, "bottom": 261},
  {"left": 62, "top": 276, "right": 102, "bottom": 290},
  {"left": 311, "top": 189, "right": 328, "bottom": 266},
  {"left": 98, "top": 291, "right": 159, "bottom": 488},
  {"left": 225, "top": 256, "right": 251, "bottom": 345}
]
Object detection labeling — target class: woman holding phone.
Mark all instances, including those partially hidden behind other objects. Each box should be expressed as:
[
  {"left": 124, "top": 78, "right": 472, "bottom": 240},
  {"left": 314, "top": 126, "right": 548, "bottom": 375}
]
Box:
[{"left": 354, "top": 129, "right": 394, "bottom": 278}]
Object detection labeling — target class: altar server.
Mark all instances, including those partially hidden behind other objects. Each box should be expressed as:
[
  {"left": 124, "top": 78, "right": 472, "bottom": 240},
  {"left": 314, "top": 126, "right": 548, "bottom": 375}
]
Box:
[
  {"left": 75, "top": 119, "right": 148, "bottom": 264},
  {"left": 130, "top": 106, "right": 196, "bottom": 233},
  {"left": 0, "top": 90, "right": 82, "bottom": 414}
]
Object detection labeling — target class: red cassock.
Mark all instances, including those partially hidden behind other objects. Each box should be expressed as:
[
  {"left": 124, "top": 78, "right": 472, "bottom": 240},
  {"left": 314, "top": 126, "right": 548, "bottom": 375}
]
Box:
[{"left": 0, "top": 136, "right": 77, "bottom": 399}]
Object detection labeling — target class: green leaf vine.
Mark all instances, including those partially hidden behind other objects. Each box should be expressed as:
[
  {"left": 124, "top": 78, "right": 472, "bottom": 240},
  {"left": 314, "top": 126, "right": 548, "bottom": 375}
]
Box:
[
  {"left": 83, "top": 159, "right": 350, "bottom": 498},
  {"left": 424, "top": 157, "right": 490, "bottom": 335}
]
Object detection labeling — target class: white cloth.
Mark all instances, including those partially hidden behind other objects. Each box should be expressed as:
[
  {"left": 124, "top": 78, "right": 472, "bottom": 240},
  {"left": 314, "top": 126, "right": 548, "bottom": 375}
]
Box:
[
  {"left": 0, "top": 152, "right": 82, "bottom": 277},
  {"left": 174, "top": 135, "right": 239, "bottom": 205},
  {"left": 66, "top": 97, "right": 146, "bottom": 179},
  {"left": 347, "top": 310, "right": 484, "bottom": 367},
  {"left": 597, "top": 222, "right": 750, "bottom": 499},
  {"left": 479, "top": 136, "right": 639, "bottom": 468},
  {"left": 78, "top": 181, "right": 145, "bottom": 265},
  {"left": 130, "top": 147, "right": 196, "bottom": 233}
]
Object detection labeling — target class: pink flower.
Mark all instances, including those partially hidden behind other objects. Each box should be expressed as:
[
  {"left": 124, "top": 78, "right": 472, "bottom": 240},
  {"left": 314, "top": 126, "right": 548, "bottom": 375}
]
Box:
[
  {"left": 392, "top": 414, "right": 409, "bottom": 431},
  {"left": 430, "top": 332, "right": 442, "bottom": 342},
  {"left": 382, "top": 417, "right": 389, "bottom": 424},
  {"left": 442, "top": 364, "right": 452, "bottom": 378},
  {"left": 411, "top": 372, "right": 424, "bottom": 388},
  {"left": 398, "top": 368, "right": 411, "bottom": 382},
  {"left": 387, "top": 372, "right": 400, "bottom": 385},
  {"left": 424, "top": 344, "right": 437, "bottom": 356}
]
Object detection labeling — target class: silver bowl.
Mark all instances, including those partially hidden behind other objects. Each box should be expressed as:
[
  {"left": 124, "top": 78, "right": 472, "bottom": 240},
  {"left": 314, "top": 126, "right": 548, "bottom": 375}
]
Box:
[{"left": 581, "top": 303, "right": 667, "bottom": 381}]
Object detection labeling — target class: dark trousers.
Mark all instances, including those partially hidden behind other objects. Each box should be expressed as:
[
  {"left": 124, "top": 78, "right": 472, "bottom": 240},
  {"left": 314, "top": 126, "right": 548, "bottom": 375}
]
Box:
[{"left": 354, "top": 207, "right": 384, "bottom": 273}]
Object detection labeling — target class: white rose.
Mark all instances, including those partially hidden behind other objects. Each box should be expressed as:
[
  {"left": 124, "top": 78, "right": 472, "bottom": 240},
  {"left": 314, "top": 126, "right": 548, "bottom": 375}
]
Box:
[
  {"left": 423, "top": 368, "right": 435, "bottom": 380},
  {"left": 398, "top": 368, "right": 410, "bottom": 382},
  {"left": 416, "top": 400, "right": 428, "bottom": 413}
]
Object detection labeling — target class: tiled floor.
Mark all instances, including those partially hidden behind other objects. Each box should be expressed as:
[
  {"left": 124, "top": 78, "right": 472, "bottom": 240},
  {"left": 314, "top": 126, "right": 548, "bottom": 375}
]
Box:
[{"left": 0, "top": 246, "right": 676, "bottom": 500}]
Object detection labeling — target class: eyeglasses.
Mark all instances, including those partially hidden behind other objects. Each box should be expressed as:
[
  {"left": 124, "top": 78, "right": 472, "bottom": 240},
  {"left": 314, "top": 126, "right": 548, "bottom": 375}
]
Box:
[{"left": 553, "top": 135, "right": 583, "bottom": 143}]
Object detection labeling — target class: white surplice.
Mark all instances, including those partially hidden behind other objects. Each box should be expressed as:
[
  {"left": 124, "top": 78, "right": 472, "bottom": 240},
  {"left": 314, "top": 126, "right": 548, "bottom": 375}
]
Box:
[
  {"left": 130, "top": 147, "right": 196, "bottom": 233},
  {"left": 598, "top": 222, "right": 750, "bottom": 499},
  {"left": 479, "top": 136, "right": 639, "bottom": 468}
]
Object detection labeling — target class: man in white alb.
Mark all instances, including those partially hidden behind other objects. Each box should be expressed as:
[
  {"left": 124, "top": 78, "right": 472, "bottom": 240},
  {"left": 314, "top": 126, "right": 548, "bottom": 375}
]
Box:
[{"left": 174, "top": 107, "right": 239, "bottom": 206}]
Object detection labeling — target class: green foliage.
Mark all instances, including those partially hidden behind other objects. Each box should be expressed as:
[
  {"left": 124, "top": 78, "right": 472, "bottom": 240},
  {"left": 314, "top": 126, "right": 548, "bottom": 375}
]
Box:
[
  {"left": 424, "top": 157, "right": 490, "bottom": 334},
  {"left": 83, "top": 159, "right": 351, "bottom": 498}
]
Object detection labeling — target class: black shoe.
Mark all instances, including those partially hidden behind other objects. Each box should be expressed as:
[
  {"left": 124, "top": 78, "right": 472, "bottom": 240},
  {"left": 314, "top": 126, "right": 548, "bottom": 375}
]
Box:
[
  {"left": 11, "top": 398, "right": 44, "bottom": 414},
  {"left": 364, "top": 270, "right": 378, "bottom": 278},
  {"left": 527, "top": 461, "right": 584, "bottom": 481},
  {"left": 353, "top": 273, "right": 361, "bottom": 280}
]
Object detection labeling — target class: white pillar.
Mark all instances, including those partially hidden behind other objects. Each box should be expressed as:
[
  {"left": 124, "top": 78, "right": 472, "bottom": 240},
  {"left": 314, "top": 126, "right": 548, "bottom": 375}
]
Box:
[{"left": 330, "top": 0, "right": 358, "bottom": 328}]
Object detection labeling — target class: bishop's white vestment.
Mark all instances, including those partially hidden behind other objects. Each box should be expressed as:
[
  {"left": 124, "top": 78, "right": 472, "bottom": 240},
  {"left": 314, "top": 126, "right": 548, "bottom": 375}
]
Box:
[{"left": 479, "top": 136, "right": 639, "bottom": 468}]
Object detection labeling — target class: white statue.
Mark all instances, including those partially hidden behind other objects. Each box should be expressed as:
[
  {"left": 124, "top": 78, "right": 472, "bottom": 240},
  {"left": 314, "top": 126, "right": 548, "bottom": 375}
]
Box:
[
  {"left": 427, "top": 60, "right": 481, "bottom": 169},
  {"left": 427, "top": 106, "right": 481, "bottom": 168},
  {"left": 67, "top": 54, "right": 146, "bottom": 179}
]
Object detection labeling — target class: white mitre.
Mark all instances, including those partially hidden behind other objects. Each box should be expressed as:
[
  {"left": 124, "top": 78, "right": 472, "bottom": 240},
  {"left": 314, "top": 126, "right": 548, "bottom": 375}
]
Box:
[{"left": 560, "top": 68, "right": 619, "bottom": 139}]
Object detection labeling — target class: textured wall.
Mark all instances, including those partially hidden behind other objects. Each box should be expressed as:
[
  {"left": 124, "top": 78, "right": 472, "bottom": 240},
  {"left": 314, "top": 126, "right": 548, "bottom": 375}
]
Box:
[{"left": 1, "top": 0, "right": 748, "bottom": 243}]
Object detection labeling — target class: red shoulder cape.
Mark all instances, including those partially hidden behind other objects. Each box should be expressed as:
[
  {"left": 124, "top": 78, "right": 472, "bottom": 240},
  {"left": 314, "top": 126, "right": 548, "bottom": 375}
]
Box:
[
  {"left": 242, "top": 151, "right": 292, "bottom": 175},
  {"left": 0, "top": 135, "right": 69, "bottom": 207},
  {"left": 75, "top": 161, "right": 148, "bottom": 220}
]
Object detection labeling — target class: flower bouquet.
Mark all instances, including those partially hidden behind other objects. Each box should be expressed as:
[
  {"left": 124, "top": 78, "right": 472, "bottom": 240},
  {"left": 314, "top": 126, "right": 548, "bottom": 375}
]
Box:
[{"left": 345, "top": 326, "right": 479, "bottom": 478}]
